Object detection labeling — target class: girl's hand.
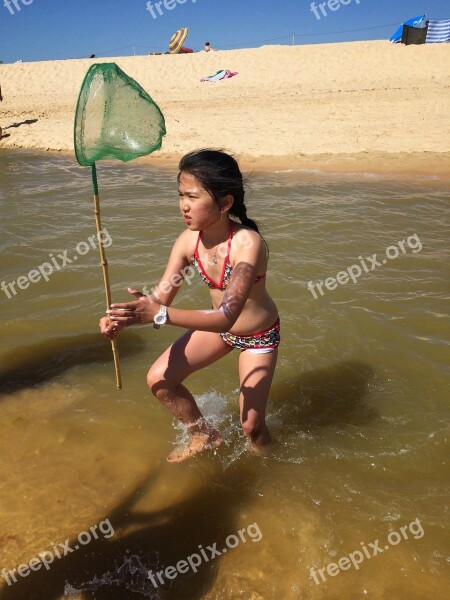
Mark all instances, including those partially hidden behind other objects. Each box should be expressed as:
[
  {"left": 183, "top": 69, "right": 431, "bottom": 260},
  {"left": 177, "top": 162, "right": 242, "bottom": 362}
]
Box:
[
  {"left": 99, "top": 316, "right": 124, "bottom": 340},
  {"left": 107, "top": 288, "right": 160, "bottom": 327}
]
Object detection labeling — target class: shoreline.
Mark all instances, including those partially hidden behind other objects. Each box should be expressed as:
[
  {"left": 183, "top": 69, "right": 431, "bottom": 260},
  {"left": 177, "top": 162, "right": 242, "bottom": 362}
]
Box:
[
  {"left": 128, "top": 150, "right": 450, "bottom": 180},
  {"left": 2, "top": 147, "right": 449, "bottom": 180},
  {"left": 1, "top": 42, "right": 449, "bottom": 179}
]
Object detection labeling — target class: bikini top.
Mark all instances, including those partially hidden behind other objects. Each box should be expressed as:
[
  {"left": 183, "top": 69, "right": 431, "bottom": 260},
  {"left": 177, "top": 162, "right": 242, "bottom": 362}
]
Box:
[{"left": 192, "top": 222, "right": 266, "bottom": 291}]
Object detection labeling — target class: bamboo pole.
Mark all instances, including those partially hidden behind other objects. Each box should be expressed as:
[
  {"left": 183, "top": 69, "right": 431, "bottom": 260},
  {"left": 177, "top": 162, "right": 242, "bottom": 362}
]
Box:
[{"left": 91, "top": 164, "right": 122, "bottom": 389}]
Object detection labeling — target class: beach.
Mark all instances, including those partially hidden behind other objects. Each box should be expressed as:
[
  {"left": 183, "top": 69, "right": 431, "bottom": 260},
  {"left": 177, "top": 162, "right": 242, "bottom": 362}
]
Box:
[
  {"left": 1, "top": 40, "right": 450, "bottom": 176},
  {"left": 1, "top": 38, "right": 450, "bottom": 600}
]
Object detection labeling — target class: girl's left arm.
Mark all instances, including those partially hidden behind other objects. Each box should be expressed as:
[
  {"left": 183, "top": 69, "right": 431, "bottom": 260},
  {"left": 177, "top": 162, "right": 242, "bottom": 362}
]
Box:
[{"left": 165, "top": 260, "right": 256, "bottom": 332}]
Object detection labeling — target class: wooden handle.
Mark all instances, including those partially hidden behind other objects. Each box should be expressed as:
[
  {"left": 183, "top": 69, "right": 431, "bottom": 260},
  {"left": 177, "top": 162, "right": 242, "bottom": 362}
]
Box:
[{"left": 92, "top": 164, "right": 122, "bottom": 389}]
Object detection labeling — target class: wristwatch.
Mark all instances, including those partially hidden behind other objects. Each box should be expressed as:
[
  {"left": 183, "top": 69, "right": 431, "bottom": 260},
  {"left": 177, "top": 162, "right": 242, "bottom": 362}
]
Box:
[{"left": 153, "top": 305, "right": 168, "bottom": 329}]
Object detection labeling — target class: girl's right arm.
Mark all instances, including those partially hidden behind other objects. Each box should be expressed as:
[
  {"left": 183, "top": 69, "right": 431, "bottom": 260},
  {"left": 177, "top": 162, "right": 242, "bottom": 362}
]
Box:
[
  {"left": 148, "top": 230, "right": 193, "bottom": 306},
  {"left": 100, "top": 231, "right": 193, "bottom": 339}
]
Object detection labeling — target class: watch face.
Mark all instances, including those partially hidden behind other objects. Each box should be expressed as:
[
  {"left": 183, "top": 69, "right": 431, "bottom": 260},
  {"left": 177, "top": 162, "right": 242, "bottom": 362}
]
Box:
[{"left": 154, "top": 306, "right": 167, "bottom": 326}]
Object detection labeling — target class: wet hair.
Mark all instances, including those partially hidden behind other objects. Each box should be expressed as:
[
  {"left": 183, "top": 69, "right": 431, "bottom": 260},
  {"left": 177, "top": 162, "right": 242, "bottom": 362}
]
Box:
[{"left": 178, "top": 149, "right": 259, "bottom": 233}]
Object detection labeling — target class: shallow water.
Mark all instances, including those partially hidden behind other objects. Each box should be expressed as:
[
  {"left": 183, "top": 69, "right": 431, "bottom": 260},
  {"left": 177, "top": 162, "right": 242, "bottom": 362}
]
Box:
[{"left": 0, "top": 150, "right": 448, "bottom": 600}]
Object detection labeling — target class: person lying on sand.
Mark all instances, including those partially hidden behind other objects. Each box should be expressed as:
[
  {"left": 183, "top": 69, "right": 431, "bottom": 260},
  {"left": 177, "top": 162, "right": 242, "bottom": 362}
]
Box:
[
  {"left": 203, "top": 42, "right": 217, "bottom": 52},
  {"left": 100, "top": 150, "right": 280, "bottom": 463}
]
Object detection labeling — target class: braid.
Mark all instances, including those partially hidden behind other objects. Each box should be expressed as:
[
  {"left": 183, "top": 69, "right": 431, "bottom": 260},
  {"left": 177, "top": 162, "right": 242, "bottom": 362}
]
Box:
[
  {"left": 233, "top": 196, "right": 269, "bottom": 256},
  {"left": 230, "top": 191, "right": 259, "bottom": 233}
]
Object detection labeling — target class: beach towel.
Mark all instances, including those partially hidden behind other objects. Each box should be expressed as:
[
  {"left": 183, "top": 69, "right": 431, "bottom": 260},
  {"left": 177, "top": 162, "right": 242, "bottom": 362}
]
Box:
[
  {"left": 426, "top": 20, "right": 450, "bottom": 43},
  {"left": 201, "top": 70, "right": 238, "bottom": 83}
]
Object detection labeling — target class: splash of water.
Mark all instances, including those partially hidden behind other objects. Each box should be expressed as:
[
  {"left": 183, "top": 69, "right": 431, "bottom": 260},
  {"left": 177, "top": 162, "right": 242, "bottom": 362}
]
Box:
[
  {"left": 171, "top": 390, "right": 249, "bottom": 469},
  {"left": 64, "top": 554, "right": 159, "bottom": 599}
]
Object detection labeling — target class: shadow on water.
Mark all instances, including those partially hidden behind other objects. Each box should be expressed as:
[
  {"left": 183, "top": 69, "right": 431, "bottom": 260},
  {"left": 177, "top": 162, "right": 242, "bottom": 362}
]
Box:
[
  {"left": 271, "top": 360, "right": 377, "bottom": 429},
  {"left": 0, "top": 332, "right": 146, "bottom": 396},
  {"left": 0, "top": 459, "right": 257, "bottom": 600}
]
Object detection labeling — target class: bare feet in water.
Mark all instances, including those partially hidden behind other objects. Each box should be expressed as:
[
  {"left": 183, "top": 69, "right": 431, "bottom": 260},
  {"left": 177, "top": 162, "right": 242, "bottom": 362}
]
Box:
[
  {"left": 248, "top": 441, "right": 273, "bottom": 457},
  {"left": 167, "top": 430, "right": 223, "bottom": 463}
]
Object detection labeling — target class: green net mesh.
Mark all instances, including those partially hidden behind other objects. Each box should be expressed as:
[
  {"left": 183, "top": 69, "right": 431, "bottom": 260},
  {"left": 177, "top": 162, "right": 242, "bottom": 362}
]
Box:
[{"left": 74, "top": 63, "right": 166, "bottom": 166}]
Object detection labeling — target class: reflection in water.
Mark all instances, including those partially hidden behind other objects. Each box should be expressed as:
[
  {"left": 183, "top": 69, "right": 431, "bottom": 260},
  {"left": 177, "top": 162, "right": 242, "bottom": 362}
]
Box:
[
  {"left": 0, "top": 332, "right": 146, "bottom": 396},
  {"left": 0, "top": 459, "right": 257, "bottom": 600},
  {"left": 271, "top": 360, "right": 376, "bottom": 429}
]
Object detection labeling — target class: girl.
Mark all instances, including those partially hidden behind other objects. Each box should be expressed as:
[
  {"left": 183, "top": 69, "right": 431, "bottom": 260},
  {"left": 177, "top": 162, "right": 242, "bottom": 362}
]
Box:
[{"left": 100, "top": 150, "right": 280, "bottom": 462}]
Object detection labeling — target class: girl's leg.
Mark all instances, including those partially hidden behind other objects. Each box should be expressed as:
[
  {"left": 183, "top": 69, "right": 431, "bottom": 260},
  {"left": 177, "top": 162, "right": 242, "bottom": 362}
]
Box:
[
  {"left": 238, "top": 349, "right": 278, "bottom": 449},
  {"left": 147, "top": 329, "right": 233, "bottom": 462}
]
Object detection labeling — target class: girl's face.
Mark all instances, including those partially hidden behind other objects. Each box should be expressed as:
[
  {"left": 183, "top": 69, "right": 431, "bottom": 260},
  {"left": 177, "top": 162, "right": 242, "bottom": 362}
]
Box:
[{"left": 178, "top": 172, "right": 220, "bottom": 231}]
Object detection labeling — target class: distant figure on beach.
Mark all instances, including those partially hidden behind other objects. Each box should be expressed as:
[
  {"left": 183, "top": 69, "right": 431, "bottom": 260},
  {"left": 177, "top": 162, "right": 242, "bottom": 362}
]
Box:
[
  {"left": 100, "top": 150, "right": 280, "bottom": 462},
  {"left": 0, "top": 85, "right": 3, "bottom": 140},
  {"left": 203, "top": 42, "right": 217, "bottom": 52},
  {"left": 89, "top": 54, "right": 96, "bottom": 59}
]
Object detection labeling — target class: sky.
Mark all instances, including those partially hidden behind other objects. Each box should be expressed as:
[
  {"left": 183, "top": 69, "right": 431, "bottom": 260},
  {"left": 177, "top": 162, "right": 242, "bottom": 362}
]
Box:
[{"left": 0, "top": 0, "right": 449, "bottom": 63}]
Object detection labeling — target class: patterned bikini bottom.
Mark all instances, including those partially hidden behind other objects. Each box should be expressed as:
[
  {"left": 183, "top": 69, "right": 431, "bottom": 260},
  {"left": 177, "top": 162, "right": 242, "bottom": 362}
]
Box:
[{"left": 220, "top": 318, "right": 280, "bottom": 353}]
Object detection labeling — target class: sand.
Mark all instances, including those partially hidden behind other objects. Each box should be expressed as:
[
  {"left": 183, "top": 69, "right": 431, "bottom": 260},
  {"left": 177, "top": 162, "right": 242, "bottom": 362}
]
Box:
[{"left": 1, "top": 41, "right": 450, "bottom": 176}]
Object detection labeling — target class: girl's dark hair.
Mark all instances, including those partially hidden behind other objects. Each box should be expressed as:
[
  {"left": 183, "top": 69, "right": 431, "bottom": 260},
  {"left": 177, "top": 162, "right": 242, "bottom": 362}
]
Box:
[{"left": 178, "top": 149, "right": 259, "bottom": 233}]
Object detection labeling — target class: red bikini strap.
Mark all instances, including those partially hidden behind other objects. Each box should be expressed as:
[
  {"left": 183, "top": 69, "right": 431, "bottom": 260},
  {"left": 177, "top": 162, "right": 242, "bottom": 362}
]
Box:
[{"left": 194, "top": 230, "right": 202, "bottom": 257}]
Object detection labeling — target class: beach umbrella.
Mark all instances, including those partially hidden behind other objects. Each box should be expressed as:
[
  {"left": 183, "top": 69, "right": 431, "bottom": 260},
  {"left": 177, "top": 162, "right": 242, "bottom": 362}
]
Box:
[
  {"left": 169, "top": 27, "right": 189, "bottom": 54},
  {"left": 74, "top": 63, "right": 166, "bottom": 389}
]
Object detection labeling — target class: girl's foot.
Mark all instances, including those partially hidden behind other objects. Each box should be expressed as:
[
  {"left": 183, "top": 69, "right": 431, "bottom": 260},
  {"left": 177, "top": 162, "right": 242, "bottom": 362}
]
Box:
[
  {"left": 248, "top": 441, "right": 273, "bottom": 457},
  {"left": 247, "top": 435, "right": 278, "bottom": 457},
  {"left": 167, "top": 430, "right": 223, "bottom": 463}
]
